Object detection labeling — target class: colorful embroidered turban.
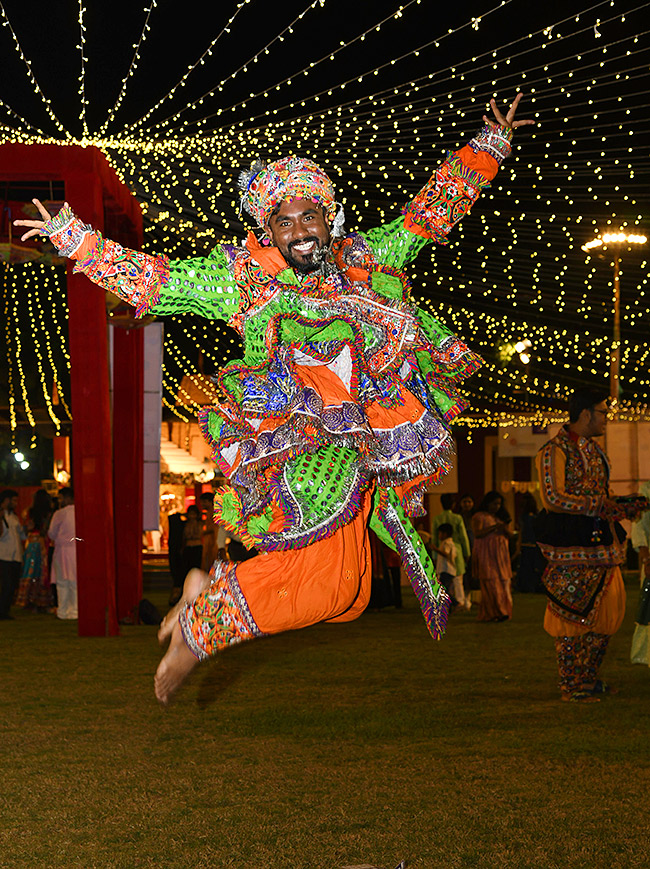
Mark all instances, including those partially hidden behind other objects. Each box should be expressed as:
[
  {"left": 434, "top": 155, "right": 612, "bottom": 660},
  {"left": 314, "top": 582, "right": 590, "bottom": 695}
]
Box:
[{"left": 239, "top": 156, "right": 337, "bottom": 228}]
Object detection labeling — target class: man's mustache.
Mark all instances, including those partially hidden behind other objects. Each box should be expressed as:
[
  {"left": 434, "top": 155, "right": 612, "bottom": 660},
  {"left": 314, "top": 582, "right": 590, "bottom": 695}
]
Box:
[{"left": 288, "top": 236, "right": 321, "bottom": 253}]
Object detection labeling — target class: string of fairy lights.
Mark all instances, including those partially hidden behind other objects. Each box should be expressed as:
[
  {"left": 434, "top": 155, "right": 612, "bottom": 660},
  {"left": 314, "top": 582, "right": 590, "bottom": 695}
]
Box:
[
  {"left": 0, "top": 262, "right": 72, "bottom": 446},
  {"left": 77, "top": 0, "right": 89, "bottom": 137},
  {"left": 120, "top": 0, "right": 256, "bottom": 136},
  {"left": 0, "top": 2, "right": 64, "bottom": 136},
  {"left": 149, "top": 0, "right": 629, "bottom": 138},
  {"left": 153, "top": 0, "right": 511, "bottom": 136},
  {"left": 97, "top": 0, "right": 159, "bottom": 137},
  {"left": 0, "top": 0, "right": 649, "bottom": 435}
]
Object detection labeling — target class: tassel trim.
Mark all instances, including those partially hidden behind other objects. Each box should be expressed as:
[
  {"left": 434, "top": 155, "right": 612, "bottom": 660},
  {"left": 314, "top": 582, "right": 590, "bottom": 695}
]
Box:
[{"left": 377, "top": 487, "right": 450, "bottom": 639}]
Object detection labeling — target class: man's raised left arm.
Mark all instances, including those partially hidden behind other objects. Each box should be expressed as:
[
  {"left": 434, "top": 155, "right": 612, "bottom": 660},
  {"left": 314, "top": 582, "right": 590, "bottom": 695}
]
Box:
[{"left": 363, "top": 93, "right": 534, "bottom": 269}]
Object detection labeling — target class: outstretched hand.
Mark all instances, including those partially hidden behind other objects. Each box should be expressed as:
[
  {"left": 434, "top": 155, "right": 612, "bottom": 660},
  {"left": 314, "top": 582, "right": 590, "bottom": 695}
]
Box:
[
  {"left": 13, "top": 198, "right": 58, "bottom": 242},
  {"left": 484, "top": 92, "right": 535, "bottom": 131}
]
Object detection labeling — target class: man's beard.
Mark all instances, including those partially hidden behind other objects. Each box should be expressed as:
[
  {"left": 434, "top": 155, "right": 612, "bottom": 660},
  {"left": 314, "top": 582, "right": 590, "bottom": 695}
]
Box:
[{"left": 284, "top": 236, "right": 329, "bottom": 274}]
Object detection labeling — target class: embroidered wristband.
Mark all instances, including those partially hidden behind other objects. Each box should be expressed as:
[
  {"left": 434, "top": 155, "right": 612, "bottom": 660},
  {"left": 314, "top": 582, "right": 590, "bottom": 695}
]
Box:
[
  {"left": 469, "top": 124, "right": 514, "bottom": 165},
  {"left": 43, "top": 203, "right": 93, "bottom": 258}
]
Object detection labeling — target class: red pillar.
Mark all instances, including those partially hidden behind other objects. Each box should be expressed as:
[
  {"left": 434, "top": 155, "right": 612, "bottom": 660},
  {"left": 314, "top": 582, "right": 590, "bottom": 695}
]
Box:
[
  {"left": 1, "top": 144, "right": 144, "bottom": 636},
  {"left": 64, "top": 172, "right": 118, "bottom": 636},
  {"left": 66, "top": 277, "right": 119, "bottom": 635},
  {"left": 112, "top": 326, "right": 144, "bottom": 620},
  {"left": 64, "top": 173, "right": 117, "bottom": 636}
]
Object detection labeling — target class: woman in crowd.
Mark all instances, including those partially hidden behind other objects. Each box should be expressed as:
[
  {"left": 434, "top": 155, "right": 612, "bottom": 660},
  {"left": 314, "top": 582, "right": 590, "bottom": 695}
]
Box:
[
  {"left": 16, "top": 489, "right": 52, "bottom": 611},
  {"left": 471, "top": 490, "right": 514, "bottom": 622}
]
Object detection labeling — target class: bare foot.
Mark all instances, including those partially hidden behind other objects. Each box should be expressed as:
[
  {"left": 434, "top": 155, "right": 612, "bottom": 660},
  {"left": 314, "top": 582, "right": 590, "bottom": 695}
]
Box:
[
  {"left": 158, "top": 568, "right": 210, "bottom": 645},
  {"left": 154, "top": 619, "right": 200, "bottom": 706}
]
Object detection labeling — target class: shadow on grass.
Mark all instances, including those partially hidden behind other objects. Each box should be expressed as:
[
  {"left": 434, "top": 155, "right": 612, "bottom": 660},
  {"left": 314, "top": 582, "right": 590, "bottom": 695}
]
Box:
[
  {"left": 195, "top": 655, "right": 248, "bottom": 708},
  {"left": 194, "top": 629, "right": 339, "bottom": 710}
]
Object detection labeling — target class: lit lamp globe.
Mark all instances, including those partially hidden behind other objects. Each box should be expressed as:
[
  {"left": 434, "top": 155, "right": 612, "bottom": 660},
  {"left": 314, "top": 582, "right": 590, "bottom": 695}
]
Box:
[{"left": 581, "top": 231, "right": 647, "bottom": 253}]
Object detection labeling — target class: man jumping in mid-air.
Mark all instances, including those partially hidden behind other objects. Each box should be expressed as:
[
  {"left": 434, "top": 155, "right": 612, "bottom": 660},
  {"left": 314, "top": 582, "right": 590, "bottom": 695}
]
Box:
[{"left": 17, "top": 95, "right": 533, "bottom": 704}]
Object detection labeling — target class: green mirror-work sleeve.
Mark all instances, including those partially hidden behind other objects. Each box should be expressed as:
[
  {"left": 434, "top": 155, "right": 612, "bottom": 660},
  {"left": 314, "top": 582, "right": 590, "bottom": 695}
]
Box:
[
  {"left": 43, "top": 205, "right": 242, "bottom": 322},
  {"left": 361, "top": 217, "right": 430, "bottom": 270},
  {"left": 157, "top": 247, "right": 241, "bottom": 321}
]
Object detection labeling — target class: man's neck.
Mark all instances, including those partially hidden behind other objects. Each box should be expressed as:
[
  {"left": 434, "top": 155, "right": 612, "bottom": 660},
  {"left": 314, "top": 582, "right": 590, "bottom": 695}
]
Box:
[{"left": 567, "top": 422, "right": 591, "bottom": 440}]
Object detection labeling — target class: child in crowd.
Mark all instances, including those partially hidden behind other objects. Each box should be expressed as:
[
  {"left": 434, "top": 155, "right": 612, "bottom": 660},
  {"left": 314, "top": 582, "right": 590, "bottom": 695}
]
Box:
[{"left": 432, "top": 523, "right": 466, "bottom": 611}]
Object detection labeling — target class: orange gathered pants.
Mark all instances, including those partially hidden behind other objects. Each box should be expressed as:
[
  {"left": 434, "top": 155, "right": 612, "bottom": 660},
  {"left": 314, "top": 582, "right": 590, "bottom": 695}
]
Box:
[
  {"left": 237, "top": 489, "right": 373, "bottom": 634},
  {"left": 181, "top": 491, "right": 373, "bottom": 658}
]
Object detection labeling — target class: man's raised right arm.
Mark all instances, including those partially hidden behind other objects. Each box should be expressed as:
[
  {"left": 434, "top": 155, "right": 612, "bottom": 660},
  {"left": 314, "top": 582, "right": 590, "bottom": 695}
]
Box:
[{"left": 15, "top": 200, "right": 241, "bottom": 321}]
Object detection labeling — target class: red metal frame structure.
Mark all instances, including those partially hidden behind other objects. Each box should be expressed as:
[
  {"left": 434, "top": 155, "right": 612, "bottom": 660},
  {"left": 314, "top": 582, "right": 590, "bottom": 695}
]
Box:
[{"left": 0, "top": 144, "right": 145, "bottom": 635}]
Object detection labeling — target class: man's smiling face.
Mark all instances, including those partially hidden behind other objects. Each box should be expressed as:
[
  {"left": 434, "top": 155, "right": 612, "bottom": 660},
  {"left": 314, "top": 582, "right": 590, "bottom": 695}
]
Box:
[{"left": 266, "top": 197, "right": 330, "bottom": 274}]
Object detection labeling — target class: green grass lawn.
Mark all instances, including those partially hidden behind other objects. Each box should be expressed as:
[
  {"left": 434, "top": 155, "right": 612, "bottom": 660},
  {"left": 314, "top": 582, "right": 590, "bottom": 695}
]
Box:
[{"left": 1, "top": 571, "right": 649, "bottom": 869}]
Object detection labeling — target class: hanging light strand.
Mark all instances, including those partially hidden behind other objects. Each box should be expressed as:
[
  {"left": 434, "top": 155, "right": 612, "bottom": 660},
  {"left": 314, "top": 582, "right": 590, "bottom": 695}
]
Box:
[
  {"left": 1, "top": 265, "right": 17, "bottom": 445},
  {"left": 77, "top": 0, "right": 89, "bottom": 136},
  {"left": 119, "top": 0, "right": 257, "bottom": 136},
  {"left": 5, "top": 265, "right": 36, "bottom": 431},
  {"left": 0, "top": 2, "right": 69, "bottom": 135},
  {"left": 98, "top": 0, "right": 159, "bottom": 136},
  {"left": 264, "top": 27, "right": 649, "bottom": 141},
  {"left": 25, "top": 288, "right": 62, "bottom": 432},
  {"left": 154, "top": 0, "right": 426, "bottom": 135},
  {"left": 0, "top": 98, "right": 46, "bottom": 136},
  {"left": 157, "top": 0, "right": 516, "bottom": 135},
  {"left": 215, "top": 0, "right": 636, "bottom": 136},
  {"left": 34, "top": 266, "right": 73, "bottom": 419},
  {"left": 161, "top": 392, "right": 190, "bottom": 423},
  {"left": 176, "top": 0, "right": 617, "bottom": 133}
]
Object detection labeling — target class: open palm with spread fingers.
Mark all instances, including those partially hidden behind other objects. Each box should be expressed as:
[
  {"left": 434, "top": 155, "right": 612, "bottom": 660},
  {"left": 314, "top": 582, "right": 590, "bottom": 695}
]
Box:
[
  {"left": 13, "top": 198, "right": 59, "bottom": 242},
  {"left": 484, "top": 92, "right": 534, "bottom": 130}
]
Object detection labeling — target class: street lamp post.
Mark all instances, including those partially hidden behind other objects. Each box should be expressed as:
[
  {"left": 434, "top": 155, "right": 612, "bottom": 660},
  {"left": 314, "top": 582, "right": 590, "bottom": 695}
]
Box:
[
  {"left": 611, "top": 252, "right": 621, "bottom": 408},
  {"left": 582, "top": 231, "right": 647, "bottom": 414}
]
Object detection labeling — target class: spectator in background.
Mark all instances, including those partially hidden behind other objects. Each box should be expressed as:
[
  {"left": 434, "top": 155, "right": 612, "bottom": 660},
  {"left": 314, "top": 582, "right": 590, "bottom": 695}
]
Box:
[
  {"left": 456, "top": 493, "right": 477, "bottom": 604},
  {"left": 23, "top": 488, "right": 53, "bottom": 535},
  {"left": 0, "top": 489, "right": 24, "bottom": 620},
  {"left": 515, "top": 492, "right": 546, "bottom": 593},
  {"left": 630, "top": 480, "right": 650, "bottom": 667},
  {"left": 368, "top": 530, "right": 395, "bottom": 610},
  {"left": 208, "top": 491, "right": 258, "bottom": 564},
  {"left": 48, "top": 488, "right": 77, "bottom": 620},
  {"left": 199, "top": 491, "right": 221, "bottom": 571},
  {"left": 182, "top": 505, "right": 204, "bottom": 577},
  {"left": 368, "top": 530, "right": 403, "bottom": 611},
  {"left": 534, "top": 389, "right": 647, "bottom": 701},
  {"left": 16, "top": 489, "right": 52, "bottom": 612},
  {"left": 432, "top": 493, "right": 471, "bottom": 611},
  {"left": 218, "top": 525, "right": 258, "bottom": 563},
  {"left": 457, "top": 494, "right": 475, "bottom": 548},
  {"left": 431, "top": 523, "right": 458, "bottom": 609},
  {"left": 471, "top": 491, "right": 514, "bottom": 622}
]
